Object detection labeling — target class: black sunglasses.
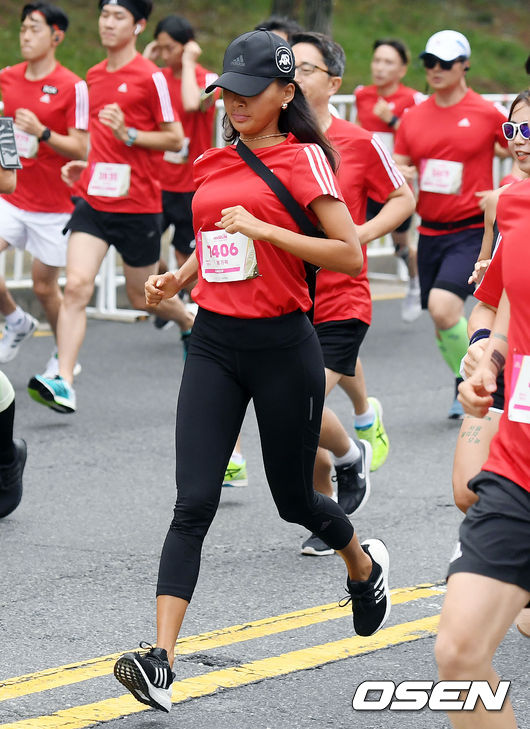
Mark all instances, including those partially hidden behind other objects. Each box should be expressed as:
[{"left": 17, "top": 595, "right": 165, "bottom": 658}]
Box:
[{"left": 422, "top": 54, "right": 465, "bottom": 71}]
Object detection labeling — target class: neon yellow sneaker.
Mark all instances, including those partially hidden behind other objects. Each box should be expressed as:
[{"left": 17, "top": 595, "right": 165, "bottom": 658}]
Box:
[
  {"left": 355, "top": 397, "right": 389, "bottom": 472},
  {"left": 222, "top": 458, "right": 248, "bottom": 487}
]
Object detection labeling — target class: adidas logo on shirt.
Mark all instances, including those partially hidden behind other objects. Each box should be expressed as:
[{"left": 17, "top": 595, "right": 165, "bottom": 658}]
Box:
[
  {"left": 118, "top": 83, "right": 128, "bottom": 93},
  {"left": 231, "top": 54, "right": 245, "bottom": 67},
  {"left": 457, "top": 117, "right": 471, "bottom": 127},
  {"left": 40, "top": 94, "right": 51, "bottom": 104}
]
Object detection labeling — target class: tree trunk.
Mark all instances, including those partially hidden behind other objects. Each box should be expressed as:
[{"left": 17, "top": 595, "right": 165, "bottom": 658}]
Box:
[
  {"left": 304, "top": 0, "right": 332, "bottom": 34},
  {"left": 271, "top": 0, "right": 296, "bottom": 16}
]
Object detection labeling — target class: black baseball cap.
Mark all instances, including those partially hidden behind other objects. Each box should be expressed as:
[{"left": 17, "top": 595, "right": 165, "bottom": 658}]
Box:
[{"left": 205, "top": 29, "right": 295, "bottom": 97}]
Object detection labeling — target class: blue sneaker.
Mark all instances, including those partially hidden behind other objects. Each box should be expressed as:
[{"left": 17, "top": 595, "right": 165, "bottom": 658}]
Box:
[{"left": 27, "top": 375, "right": 76, "bottom": 414}]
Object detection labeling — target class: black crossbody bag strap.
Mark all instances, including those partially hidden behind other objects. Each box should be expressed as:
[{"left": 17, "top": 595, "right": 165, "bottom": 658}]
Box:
[{"left": 235, "top": 139, "right": 322, "bottom": 322}]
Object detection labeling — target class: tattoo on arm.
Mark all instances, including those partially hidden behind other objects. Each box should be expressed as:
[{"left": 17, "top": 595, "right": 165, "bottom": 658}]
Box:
[
  {"left": 493, "top": 333, "right": 508, "bottom": 343},
  {"left": 490, "top": 349, "right": 506, "bottom": 375}
]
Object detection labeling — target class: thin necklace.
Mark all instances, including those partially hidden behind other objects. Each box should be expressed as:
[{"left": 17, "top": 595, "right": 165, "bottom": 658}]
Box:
[{"left": 239, "top": 132, "right": 287, "bottom": 142}]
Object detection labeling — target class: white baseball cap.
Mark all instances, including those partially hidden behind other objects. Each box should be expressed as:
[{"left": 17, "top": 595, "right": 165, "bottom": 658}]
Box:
[{"left": 420, "top": 30, "right": 471, "bottom": 61}]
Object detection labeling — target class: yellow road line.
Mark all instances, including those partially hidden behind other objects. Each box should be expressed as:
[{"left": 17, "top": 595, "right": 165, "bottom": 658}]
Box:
[
  {"left": 0, "top": 583, "right": 443, "bottom": 702},
  {"left": 372, "top": 291, "right": 406, "bottom": 302},
  {"left": 0, "top": 614, "right": 440, "bottom": 729}
]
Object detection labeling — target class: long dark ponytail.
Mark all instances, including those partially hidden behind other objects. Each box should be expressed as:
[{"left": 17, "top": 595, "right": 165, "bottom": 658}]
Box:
[{"left": 223, "top": 80, "right": 338, "bottom": 172}]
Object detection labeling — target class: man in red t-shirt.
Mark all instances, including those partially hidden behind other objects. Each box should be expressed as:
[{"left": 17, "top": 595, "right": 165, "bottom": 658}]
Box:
[
  {"left": 394, "top": 30, "right": 508, "bottom": 419},
  {"left": 0, "top": 2, "right": 88, "bottom": 370},
  {"left": 143, "top": 15, "right": 219, "bottom": 327},
  {"left": 28, "top": 0, "right": 191, "bottom": 415},
  {"left": 293, "top": 32, "right": 415, "bottom": 555},
  {"left": 355, "top": 38, "right": 425, "bottom": 323}
]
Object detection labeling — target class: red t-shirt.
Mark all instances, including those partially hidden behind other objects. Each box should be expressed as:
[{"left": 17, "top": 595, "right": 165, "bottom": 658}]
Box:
[
  {"left": 191, "top": 136, "right": 343, "bottom": 318},
  {"left": 78, "top": 53, "right": 177, "bottom": 214},
  {"left": 483, "top": 178, "right": 530, "bottom": 491},
  {"left": 355, "top": 83, "right": 424, "bottom": 135},
  {"left": 0, "top": 62, "right": 88, "bottom": 213},
  {"left": 157, "top": 64, "right": 218, "bottom": 193},
  {"left": 314, "top": 117, "right": 405, "bottom": 326},
  {"left": 474, "top": 236, "right": 503, "bottom": 309},
  {"left": 394, "top": 89, "right": 507, "bottom": 235}
]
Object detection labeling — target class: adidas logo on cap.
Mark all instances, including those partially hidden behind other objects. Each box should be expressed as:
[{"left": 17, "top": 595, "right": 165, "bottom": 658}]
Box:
[{"left": 231, "top": 54, "right": 245, "bottom": 67}]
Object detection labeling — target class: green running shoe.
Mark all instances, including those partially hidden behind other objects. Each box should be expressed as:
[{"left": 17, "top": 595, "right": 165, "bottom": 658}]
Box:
[
  {"left": 355, "top": 396, "right": 389, "bottom": 472},
  {"left": 222, "top": 458, "right": 247, "bottom": 487}
]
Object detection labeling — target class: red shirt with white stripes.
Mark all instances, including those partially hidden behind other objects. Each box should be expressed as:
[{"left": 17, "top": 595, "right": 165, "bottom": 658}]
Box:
[
  {"left": 483, "top": 178, "right": 530, "bottom": 492},
  {"left": 394, "top": 89, "right": 507, "bottom": 235},
  {"left": 158, "top": 64, "right": 218, "bottom": 193},
  {"left": 355, "top": 83, "right": 424, "bottom": 135},
  {"left": 314, "top": 116, "right": 405, "bottom": 326},
  {"left": 78, "top": 53, "right": 177, "bottom": 214},
  {"left": 0, "top": 61, "right": 88, "bottom": 213},
  {"left": 191, "top": 135, "right": 343, "bottom": 319}
]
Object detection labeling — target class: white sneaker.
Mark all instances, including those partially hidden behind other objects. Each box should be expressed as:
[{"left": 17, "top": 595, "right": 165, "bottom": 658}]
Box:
[
  {"left": 42, "top": 351, "right": 82, "bottom": 378},
  {"left": 0, "top": 314, "right": 38, "bottom": 363},
  {"left": 401, "top": 286, "right": 422, "bottom": 323}
]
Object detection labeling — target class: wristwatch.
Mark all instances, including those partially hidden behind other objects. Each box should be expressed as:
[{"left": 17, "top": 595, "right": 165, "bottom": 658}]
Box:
[
  {"left": 388, "top": 115, "right": 399, "bottom": 128},
  {"left": 125, "top": 127, "right": 138, "bottom": 147},
  {"left": 39, "top": 127, "right": 51, "bottom": 142}
]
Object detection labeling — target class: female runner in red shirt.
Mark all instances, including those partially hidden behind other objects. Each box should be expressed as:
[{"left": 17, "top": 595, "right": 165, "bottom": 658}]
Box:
[{"left": 114, "top": 30, "right": 391, "bottom": 713}]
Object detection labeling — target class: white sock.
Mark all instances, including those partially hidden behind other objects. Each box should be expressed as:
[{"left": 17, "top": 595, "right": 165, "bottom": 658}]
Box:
[
  {"left": 333, "top": 437, "right": 360, "bottom": 466},
  {"left": 355, "top": 402, "right": 375, "bottom": 429},
  {"left": 5, "top": 306, "right": 27, "bottom": 330},
  {"left": 408, "top": 275, "right": 420, "bottom": 292}
]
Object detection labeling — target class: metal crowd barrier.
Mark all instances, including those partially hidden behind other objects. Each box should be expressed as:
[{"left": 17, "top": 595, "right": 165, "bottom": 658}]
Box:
[{"left": 1, "top": 93, "right": 516, "bottom": 320}]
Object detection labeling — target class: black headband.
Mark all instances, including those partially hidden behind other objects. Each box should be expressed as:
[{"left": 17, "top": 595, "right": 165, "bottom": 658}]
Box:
[{"left": 99, "top": 0, "right": 147, "bottom": 21}]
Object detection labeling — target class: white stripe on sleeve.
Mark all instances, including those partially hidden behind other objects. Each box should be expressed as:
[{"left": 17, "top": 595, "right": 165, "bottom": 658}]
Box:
[
  {"left": 370, "top": 135, "right": 405, "bottom": 189},
  {"left": 303, "top": 145, "right": 338, "bottom": 198},
  {"left": 311, "top": 144, "right": 340, "bottom": 198},
  {"left": 74, "top": 80, "right": 89, "bottom": 130},
  {"left": 152, "top": 71, "right": 175, "bottom": 122}
]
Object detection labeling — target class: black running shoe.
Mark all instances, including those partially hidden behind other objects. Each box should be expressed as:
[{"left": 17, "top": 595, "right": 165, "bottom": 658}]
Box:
[
  {"left": 114, "top": 643, "right": 174, "bottom": 712},
  {"left": 341, "top": 538, "right": 390, "bottom": 636},
  {"left": 0, "top": 439, "right": 27, "bottom": 518},
  {"left": 153, "top": 316, "right": 174, "bottom": 331},
  {"left": 301, "top": 532, "right": 334, "bottom": 556},
  {"left": 333, "top": 441, "right": 372, "bottom": 517}
]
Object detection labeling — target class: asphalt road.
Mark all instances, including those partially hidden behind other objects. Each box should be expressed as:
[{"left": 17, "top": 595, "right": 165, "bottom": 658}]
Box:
[{"left": 0, "top": 296, "right": 528, "bottom": 729}]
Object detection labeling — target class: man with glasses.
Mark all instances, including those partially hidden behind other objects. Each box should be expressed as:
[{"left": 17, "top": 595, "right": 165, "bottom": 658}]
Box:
[
  {"left": 291, "top": 32, "right": 415, "bottom": 554},
  {"left": 394, "top": 30, "right": 508, "bottom": 419}
]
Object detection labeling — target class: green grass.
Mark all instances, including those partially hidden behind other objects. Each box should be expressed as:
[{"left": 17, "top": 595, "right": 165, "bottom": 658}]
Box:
[{"left": 0, "top": 0, "right": 528, "bottom": 94}]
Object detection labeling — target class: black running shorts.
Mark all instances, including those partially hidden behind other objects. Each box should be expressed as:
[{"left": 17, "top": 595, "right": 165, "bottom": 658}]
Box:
[
  {"left": 417, "top": 227, "right": 483, "bottom": 309},
  {"left": 65, "top": 198, "right": 162, "bottom": 267},
  {"left": 161, "top": 190, "right": 195, "bottom": 255},
  {"left": 447, "top": 470, "right": 530, "bottom": 593},
  {"left": 315, "top": 318, "right": 369, "bottom": 376}
]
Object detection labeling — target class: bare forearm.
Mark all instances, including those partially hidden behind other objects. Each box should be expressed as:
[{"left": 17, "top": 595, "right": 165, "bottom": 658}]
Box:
[
  {"left": 174, "top": 253, "right": 199, "bottom": 289},
  {"left": 356, "top": 186, "right": 415, "bottom": 245},
  {"left": 262, "top": 223, "right": 362, "bottom": 276},
  {"left": 131, "top": 126, "right": 184, "bottom": 152},
  {"left": 45, "top": 130, "right": 88, "bottom": 160},
  {"left": 477, "top": 291, "right": 509, "bottom": 375},
  {"left": 467, "top": 301, "right": 497, "bottom": 338},
  {"left": 181, "top": 62, "right": 202, "bottom": 111}
]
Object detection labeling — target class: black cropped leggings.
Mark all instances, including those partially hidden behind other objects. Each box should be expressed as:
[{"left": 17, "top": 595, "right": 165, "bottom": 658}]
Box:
[{"left": 157, "top": 307, "right": 354, "bottom": 602}]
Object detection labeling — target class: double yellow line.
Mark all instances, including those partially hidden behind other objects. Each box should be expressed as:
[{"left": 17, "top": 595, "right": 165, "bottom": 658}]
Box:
[{"left": 0, "top": 582, "right": 444, "bottom": 728}]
